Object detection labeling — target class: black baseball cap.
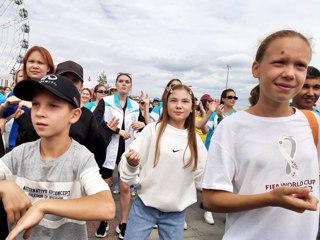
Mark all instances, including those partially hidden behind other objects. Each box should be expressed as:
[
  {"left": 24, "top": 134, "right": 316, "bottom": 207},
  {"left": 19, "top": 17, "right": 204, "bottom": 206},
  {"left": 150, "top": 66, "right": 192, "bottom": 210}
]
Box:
[
  {"left": 55, "top": 60, "right": 83, "bottom": 83},
  {"left": 14, "top": 74, "right": 80, "bottom": 108}
]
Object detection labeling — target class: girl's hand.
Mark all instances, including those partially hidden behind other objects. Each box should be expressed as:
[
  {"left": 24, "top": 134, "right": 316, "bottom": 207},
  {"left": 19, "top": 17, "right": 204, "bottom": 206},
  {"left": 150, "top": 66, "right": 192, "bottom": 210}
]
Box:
[
  {"left": 125, "top": 149, "right": 140, "bottom": 167},
  {"left": 270, "top": 186, "right": 318, "bottom": 213},
  {"left": 216, "top": 104, "right": 224, "bottom": 119},
  {"left": 140, "top": 91, "right": 150, "bottom": 106},
  {"left": 199, "top": 101, "right": 206, "bottom": 115},
  {"left": 6, "top": 201, "right": 46, "bottom": 240},
  {"left": 207, "top": 99, "right": 220, "bottom": 113},
  {"left": 131, "top": 121, "right": 145, "bottom": 130},
  {"left": 119, "top": 130, "right": 131, "bottom": 140}
]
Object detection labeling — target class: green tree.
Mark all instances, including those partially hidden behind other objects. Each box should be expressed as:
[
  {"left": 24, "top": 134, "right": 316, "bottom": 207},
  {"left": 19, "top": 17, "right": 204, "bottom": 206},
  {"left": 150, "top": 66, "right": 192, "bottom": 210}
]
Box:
[{"left": 97, "top": 71, "right": 107, "bottom": 85}]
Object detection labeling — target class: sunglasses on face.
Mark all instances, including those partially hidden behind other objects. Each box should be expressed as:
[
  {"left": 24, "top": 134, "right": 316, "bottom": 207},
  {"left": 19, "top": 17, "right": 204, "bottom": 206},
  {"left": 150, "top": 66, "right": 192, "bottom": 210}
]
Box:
[
  {"left": 95, "top": 90, "right": 107, "bottom": 94},
  {"left": 139, "top": 101, "right": 145, "bottom": 106},
  {"left": 226, "top": 96, "right": 238, "bottom": 100}
]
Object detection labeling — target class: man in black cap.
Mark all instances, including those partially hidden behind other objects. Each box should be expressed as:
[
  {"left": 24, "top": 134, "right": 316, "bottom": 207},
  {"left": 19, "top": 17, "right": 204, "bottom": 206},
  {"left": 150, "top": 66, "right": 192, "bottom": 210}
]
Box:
[{"left": 55, "top": 60, "right": 84, "bottom": 90}]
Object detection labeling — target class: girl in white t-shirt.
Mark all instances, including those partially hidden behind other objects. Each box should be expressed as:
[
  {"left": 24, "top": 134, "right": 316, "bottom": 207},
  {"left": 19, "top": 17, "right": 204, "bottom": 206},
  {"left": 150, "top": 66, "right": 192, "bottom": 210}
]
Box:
[
  {"left": 119, "top": 84, "right": 207, "bottom": 240},
  {"left": 202, "top": 30, "right": 319, "bottom": 240}
]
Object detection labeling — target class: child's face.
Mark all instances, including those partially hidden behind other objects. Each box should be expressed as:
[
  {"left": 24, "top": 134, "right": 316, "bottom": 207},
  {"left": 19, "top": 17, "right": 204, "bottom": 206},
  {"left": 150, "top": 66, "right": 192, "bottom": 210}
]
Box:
[
  {"left": 167, "top": 89, "right": 193, "bottom": 129},
  {"left": 31, "top": 90, "right": 80, "bottom": 140},
  {"left": 252, "top": 36, "right": 310, "bottom": 104}
]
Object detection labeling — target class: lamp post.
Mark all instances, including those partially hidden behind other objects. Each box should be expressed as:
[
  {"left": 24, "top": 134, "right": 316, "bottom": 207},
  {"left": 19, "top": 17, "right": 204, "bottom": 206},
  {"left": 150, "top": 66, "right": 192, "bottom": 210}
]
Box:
[{"left": 225, "top": 65, "right": 231, "bottom": 89}]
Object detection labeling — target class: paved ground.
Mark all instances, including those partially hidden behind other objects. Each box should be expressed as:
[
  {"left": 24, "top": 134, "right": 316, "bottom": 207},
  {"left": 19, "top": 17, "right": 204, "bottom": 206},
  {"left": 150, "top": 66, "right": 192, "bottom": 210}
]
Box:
[{"left": 87, "top": 191, "right": 226, "bottom": 240}]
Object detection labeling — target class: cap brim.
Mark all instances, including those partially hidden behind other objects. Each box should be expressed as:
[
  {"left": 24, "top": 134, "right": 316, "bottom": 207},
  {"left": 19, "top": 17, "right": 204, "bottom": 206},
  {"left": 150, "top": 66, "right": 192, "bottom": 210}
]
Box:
[
  {"left": 56, "top": 70, "right": 83, "bottom": 83},
  {"left": 14, "top": 80, "right": 76, "bottom": 107}
]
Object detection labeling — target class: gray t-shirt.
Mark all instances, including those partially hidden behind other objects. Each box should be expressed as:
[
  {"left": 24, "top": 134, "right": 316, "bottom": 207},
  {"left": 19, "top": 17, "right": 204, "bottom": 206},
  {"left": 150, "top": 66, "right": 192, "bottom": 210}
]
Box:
[{"left": 0, "top": 139, "right": 109, "bottom": 240}]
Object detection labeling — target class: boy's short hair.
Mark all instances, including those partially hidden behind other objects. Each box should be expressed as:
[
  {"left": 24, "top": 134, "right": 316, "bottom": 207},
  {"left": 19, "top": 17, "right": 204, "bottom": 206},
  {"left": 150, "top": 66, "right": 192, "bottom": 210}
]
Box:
[
  {"left": 14, "top": 74, "right": 80, "bottom": 108},
  {"left": 306, "top": 66, "right": 320, "bottom": 79}
]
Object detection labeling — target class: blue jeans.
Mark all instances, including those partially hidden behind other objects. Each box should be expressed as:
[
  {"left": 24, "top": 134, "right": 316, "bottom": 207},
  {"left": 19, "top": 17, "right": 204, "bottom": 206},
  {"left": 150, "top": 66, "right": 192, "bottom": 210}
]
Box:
[{"left": 124, "top": 197, "right": 186, "bottom": 240}]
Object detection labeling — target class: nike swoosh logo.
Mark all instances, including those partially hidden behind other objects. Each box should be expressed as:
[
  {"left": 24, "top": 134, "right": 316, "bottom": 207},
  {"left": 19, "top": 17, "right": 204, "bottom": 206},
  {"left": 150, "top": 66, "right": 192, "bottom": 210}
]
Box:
[{"left": 173, "top": 149, "right": 182, "bottom": 153}]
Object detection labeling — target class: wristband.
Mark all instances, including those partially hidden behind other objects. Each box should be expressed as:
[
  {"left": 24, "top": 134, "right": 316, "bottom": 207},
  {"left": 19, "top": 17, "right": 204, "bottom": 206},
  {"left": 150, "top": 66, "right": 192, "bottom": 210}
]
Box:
[{"left": 115, "top": 128, "right": 120, "bottom": 134}]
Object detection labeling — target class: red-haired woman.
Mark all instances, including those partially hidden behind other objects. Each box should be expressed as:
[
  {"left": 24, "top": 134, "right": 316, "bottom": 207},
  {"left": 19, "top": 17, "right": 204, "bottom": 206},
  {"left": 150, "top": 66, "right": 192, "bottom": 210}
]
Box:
[
  {"left": 22, "top": 45, "right": 54, "bottom": 80},
  {"left": 0, "top": 45, "right": 54, "bottom": 239}
]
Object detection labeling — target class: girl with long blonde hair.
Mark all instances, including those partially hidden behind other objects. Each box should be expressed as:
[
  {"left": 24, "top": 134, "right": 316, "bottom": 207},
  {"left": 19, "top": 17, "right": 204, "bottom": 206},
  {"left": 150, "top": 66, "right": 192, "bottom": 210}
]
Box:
[{"left": 119, "top": 84, "right": 207, "bottom": 240}]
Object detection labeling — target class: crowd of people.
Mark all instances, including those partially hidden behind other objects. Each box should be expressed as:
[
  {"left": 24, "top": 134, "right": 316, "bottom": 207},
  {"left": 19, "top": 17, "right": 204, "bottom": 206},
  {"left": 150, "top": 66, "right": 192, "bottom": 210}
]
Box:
[{"left": 0, "top": 29, "right": 319, "bottom": 240}]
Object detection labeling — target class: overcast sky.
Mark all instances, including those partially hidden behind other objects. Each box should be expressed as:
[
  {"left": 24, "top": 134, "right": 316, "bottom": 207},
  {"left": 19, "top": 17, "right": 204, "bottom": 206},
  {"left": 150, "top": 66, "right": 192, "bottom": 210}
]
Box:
[{"left": 2, "top": 0, "right": 320, "bottom": 108}]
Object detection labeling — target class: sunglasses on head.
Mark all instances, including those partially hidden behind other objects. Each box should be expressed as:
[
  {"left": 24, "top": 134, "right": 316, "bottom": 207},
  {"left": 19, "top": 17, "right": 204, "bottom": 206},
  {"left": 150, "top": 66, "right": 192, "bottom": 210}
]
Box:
[
  {"left": 226, "top": 96, "right": 238, "bottom": 100},
  {"left": 95, "top": 90, "right": 107, "bottom": 94}
]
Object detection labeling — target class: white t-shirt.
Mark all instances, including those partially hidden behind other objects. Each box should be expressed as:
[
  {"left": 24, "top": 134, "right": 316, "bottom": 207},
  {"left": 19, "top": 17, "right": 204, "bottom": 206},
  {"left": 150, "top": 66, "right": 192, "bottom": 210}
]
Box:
[
  {"left": 202, "top": 109, "right": 319, "bottom": 240},
  {"left": 119, "top": 122, "right": 207, "bottom": 212}
]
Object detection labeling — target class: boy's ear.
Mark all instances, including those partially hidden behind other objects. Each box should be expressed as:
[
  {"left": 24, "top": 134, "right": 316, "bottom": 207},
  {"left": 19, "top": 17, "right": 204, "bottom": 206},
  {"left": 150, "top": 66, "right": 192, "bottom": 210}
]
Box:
[
  {"left": 69, "top": 108, "right": 82, "bottom": 124},
  {"left": 252, "top": 61, "right": 259, "bottom": 78}
]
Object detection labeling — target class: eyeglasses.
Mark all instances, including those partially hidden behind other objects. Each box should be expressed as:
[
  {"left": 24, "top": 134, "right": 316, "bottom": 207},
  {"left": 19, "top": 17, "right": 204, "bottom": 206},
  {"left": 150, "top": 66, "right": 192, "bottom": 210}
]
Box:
[
  {"left": 95, "top": 90, "right": 107, "bottom": 94},
  {"left": 139, "top": 101, "right": 145, "bottom": 106},
  {"left": 226, "top": 96, "right": 238, "bottom": 100}
]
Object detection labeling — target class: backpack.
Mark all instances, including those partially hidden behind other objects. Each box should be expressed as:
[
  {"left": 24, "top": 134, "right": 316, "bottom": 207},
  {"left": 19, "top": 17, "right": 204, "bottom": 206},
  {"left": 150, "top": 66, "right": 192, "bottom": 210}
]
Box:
[{"left": 301, "top": 110, "right": 319, "bottom": 146}]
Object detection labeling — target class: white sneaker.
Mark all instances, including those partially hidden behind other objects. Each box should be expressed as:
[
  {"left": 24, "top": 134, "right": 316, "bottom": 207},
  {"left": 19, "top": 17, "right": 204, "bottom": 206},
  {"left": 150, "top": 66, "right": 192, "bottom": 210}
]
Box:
[
  {"left": 204, "top": 211, "right": 215, "bottom": 225},
  {"left": 184, "top": 221, "right": 188, "bottom": 230}
]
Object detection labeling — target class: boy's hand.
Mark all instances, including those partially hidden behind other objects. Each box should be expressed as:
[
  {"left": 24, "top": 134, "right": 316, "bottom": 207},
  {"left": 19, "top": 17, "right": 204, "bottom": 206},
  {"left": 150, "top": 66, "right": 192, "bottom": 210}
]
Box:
[
  {"left": 6, "top": 201, "right": 45, "bottom": 240},
  {"left": 0, "top": 181, "right": 31, "bottom": 224},
  {"left": 270, "top": 186, "right": 318, "bottom": 213},
  {"left": 125, "top": 149, "right": 140, "bottom": 167}
]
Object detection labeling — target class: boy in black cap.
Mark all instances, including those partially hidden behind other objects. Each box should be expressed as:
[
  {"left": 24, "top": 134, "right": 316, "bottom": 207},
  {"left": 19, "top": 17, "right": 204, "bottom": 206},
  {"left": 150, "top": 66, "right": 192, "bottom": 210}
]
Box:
[
  {"left": 14, "top": 60, "right": 117, "bottom": 169},
  {"left": 0, "top": 74, "right": 115, "bottom": 240}
]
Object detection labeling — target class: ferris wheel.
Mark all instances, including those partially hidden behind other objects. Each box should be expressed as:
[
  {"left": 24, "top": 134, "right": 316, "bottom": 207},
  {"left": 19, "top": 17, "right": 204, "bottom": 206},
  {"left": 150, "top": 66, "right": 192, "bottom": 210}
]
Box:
[{"left": 0, "top": 0, "right": 29, "bottom": 86}]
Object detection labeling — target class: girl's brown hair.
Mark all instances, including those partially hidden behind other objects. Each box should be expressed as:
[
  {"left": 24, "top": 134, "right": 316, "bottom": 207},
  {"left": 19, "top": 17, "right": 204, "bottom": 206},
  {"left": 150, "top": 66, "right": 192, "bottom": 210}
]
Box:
[
  {"left": 255, "top": 30, "right": 311, "bottom": 63},
  {"left": 153, "top": 84, "right": 198, "bottom": 171},
  {"left": 92, "top": 84, "right": 107, "bottom": 101}
]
